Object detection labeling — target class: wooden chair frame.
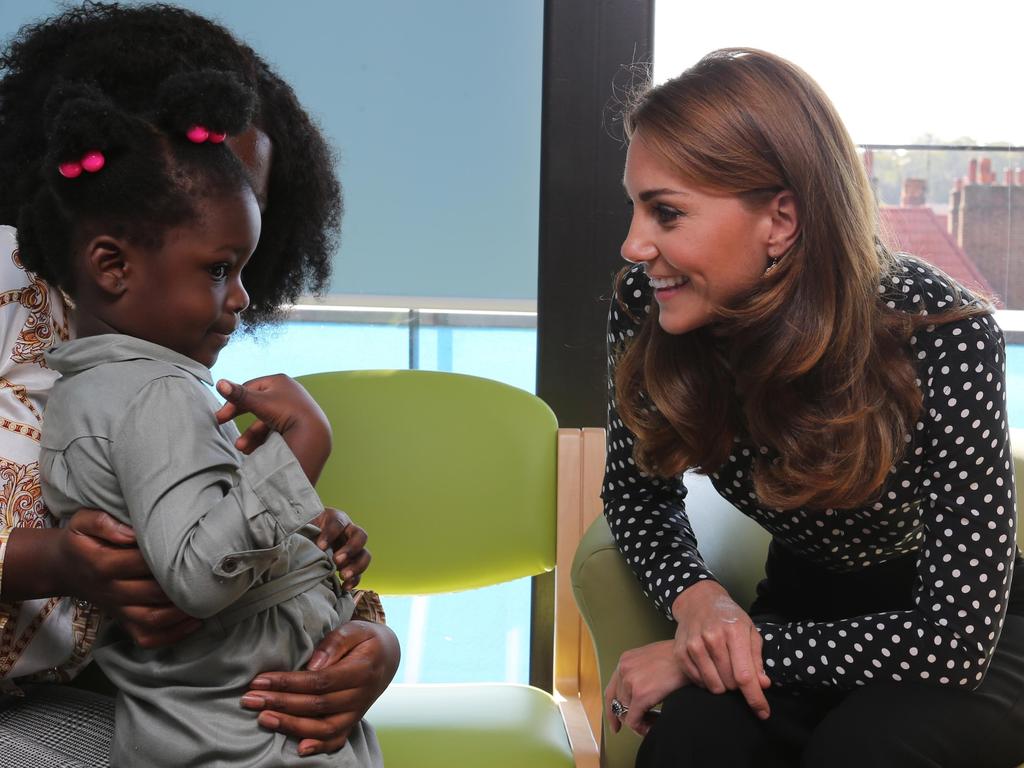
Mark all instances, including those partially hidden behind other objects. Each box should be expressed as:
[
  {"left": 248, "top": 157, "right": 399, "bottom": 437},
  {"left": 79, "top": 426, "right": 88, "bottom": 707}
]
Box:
[{"left": 554, "top": 427, "right": 606, "bottom": 767}]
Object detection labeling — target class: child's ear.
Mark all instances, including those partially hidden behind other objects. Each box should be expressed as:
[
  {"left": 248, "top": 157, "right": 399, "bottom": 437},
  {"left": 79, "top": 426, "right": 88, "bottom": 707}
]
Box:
[{"left": 81, "top": 236, "right": 131, "bottom": 297}]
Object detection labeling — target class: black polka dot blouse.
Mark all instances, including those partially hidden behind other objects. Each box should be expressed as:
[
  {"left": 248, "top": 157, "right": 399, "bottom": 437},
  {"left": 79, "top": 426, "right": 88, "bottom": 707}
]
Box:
[{"left": 603, "top": 256, "right": 1022, "bottom": 690}]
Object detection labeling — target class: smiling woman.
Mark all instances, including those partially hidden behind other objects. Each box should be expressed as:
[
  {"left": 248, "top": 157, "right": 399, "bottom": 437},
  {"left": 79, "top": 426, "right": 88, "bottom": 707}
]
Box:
[{"left": 601, "top": 48, "right": 1024, "bottom": 768}]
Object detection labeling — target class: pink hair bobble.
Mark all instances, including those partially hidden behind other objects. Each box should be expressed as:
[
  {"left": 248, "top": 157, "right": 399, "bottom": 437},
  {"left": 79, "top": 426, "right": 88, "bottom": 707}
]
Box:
[
  {"left": 81, "top": 151, "right": 106, "bottom": 172},
  {"left": 58, "top": 149, "right": 106, "bottom": 179},
  {"left": 186, "top": 125, "right": 209, "bottom": 143},
  {"left": 186, "top": 125, "right": 227, "bottom": 144},
  {"left": 58, "top": 161, "right": 83, "bottom": 179}
]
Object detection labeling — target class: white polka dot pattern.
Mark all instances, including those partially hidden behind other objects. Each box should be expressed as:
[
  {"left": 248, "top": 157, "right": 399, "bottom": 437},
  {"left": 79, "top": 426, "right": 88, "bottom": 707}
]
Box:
[{"left": 602, "top": 258, "right": 1019, "bottom": 690}]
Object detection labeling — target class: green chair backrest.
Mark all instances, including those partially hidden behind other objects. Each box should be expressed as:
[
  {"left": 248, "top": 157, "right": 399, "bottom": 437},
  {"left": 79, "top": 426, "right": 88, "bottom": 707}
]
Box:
[{"left": 296, "top": 370, "right": 558, "bottom": 595}]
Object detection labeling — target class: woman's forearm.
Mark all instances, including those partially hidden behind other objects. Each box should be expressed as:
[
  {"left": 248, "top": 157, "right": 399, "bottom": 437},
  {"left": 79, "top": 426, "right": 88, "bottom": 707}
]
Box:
[{"left": 1, "top": 526, "right": 66, "bottom": 600}]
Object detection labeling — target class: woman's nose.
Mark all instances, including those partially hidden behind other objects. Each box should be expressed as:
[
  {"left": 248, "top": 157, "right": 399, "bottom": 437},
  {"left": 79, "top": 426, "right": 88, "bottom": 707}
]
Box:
[{"left": 620, "top": 220, "right": 658, "bottom": 264}]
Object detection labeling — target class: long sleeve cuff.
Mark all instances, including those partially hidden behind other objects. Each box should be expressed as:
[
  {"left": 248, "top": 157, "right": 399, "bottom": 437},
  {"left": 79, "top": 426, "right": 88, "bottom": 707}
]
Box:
[{"left": 239, "top": 431, "right": 324, "bottom": 537}]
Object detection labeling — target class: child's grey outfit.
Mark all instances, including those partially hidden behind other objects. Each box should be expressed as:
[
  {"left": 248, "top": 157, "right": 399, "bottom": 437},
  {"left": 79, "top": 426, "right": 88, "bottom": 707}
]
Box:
[{"left": 39, "top": 335, "right": 382, "bottom": 768}]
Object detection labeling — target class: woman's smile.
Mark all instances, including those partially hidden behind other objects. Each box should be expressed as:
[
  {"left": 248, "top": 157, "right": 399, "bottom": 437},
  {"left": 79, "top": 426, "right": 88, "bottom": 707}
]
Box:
[{"left": 648, "top": 272, "right": 690, "bottom": 300}]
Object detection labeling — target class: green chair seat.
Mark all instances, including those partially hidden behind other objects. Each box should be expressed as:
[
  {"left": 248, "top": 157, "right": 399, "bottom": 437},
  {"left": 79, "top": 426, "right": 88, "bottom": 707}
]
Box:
[{"left": 369, "top": 684, "right": 574, "bottom": 768}]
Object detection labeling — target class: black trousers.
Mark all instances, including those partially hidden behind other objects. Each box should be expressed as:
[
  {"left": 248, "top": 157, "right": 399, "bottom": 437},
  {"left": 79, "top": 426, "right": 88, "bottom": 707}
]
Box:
[{"left": 636, "top": 543, "right": 1024, "bottom": 768}]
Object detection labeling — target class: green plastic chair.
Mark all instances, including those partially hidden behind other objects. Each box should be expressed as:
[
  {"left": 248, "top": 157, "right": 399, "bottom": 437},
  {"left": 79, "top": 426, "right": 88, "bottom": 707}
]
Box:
[
  {"left": 296, "top": 370, "right": 600, "bottom": 768},
  {"left": 572, "top": 429, "right": 1024, "bottom": 768}
]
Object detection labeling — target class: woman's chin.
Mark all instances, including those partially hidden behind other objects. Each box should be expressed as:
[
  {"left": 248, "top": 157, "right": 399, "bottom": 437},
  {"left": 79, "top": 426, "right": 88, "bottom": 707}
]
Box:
[{"left": 657, "top": 309, "right": 710, "bottom": 336}]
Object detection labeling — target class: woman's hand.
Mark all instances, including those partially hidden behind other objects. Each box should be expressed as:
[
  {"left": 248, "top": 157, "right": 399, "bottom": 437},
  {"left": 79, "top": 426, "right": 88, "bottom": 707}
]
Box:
[
  {"left": 214, "top": 375, "right": 332, "bottom": 484},
  {"left": 312, "top": 508, "right": 371, "bottom": 590},
  {"left": 240, "top": 620, "right": 400, "bottom": 757},
  {"left": 604, "top": 640, "right": 687, "bottom": 736},
  {"left": 670, "top": 580, "right": 771, "bottom": 719},
  {"left": 4, "top": 509, "right": 200, "bottom": 648}
]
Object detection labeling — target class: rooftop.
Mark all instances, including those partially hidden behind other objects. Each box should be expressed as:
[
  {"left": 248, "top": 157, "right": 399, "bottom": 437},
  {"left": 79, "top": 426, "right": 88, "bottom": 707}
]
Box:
[{"left": 879, "top": 206, "right": 997, "bottom": 300}]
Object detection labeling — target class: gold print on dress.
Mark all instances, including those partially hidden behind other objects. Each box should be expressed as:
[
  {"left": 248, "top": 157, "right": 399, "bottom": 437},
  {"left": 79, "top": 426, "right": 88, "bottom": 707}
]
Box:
[
  {"left": 1, "top": 249, "right": 70, "bottom": 367},
  {"left": 0, "top": 457, "right": 45, "bottom": 530}
]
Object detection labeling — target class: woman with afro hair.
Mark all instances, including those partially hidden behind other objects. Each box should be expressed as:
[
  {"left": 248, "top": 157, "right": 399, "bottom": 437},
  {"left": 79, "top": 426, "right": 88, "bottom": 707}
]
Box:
[{"left": 0, "top": 4, "right": 398, "bottom": 765}]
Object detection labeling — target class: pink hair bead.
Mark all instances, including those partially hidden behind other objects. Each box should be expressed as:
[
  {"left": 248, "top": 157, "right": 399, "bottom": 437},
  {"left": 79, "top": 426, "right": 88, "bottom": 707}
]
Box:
[
  {"left": 80, "top": 150, "right": 105, "bottom": 173},
  {"left": 186, "top": 125, "right": 210, "bottom": 143},
  {"left": 208, "top": 131, "right": 227, "bottom": 144},
  {"left": 58, "top": 161, "right": 83, "bottom": 179}
]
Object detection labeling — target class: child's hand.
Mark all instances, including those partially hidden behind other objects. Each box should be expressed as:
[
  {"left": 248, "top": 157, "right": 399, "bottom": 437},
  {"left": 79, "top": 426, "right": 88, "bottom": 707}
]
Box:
[
  {"left": 215, "top": 375, "right": 332, "bottom": 484},
  {"left": 215, "top": 394, "right": 271, "bottom": 455},
  {"left": 313, "top": 508, "right": 371, "bottom": 590}
]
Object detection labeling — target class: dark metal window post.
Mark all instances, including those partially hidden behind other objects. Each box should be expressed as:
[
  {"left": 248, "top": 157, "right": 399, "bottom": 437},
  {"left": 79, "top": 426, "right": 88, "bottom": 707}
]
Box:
[{"left": 532, "top": 0, "right": 654, "bottom": 692}]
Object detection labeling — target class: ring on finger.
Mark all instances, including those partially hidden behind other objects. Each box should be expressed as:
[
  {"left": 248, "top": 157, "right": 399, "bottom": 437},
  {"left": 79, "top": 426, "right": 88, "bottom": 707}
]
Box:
[{"left": 610, "top": 698, "right": 629, "bottom": 719}]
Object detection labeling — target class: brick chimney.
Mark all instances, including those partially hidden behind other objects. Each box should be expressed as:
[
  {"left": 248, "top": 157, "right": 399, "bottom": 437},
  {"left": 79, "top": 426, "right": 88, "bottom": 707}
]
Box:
[
  {"left": 980, "top": 157, "right": 995, "bottom": 185},
  {"left": 901, "top": 178, "right": 927, "bottom": 206},
  {"left": 952, "top": 157, "right": 1024, "bottom": 307}
]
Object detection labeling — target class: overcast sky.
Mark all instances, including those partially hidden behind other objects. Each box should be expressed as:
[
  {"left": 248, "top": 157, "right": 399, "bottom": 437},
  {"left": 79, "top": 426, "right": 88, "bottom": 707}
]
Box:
[{"left": 655, "top": 0, "right": 1023, "bottom": 146}]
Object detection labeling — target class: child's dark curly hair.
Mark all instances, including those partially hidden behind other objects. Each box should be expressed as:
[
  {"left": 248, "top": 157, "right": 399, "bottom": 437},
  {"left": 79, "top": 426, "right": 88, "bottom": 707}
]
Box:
[
  {"left": 20, "top": 72, "right": 255, "bottom": 294},
  {"left": 0, "top": 1, "right": 342, "bottom": 326}
]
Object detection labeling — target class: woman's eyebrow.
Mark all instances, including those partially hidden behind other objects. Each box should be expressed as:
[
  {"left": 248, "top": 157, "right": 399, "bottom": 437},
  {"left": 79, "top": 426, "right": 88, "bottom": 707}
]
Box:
[
  {"left": 620, "top": 182, "right": 690, "bottom": 201},
  {"left": 638, "top": 188, "right": 688, "bottom": 202}
]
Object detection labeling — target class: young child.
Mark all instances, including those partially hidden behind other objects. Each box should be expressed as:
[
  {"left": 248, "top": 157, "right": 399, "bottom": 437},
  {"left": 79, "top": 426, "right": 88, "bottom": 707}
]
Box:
[{"left": 22, "top": 72, "right": 382, "bottom": 766}]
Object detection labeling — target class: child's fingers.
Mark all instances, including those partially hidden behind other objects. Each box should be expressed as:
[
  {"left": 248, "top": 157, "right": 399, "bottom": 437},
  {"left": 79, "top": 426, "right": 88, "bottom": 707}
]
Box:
[
  {"left": 235, "top": 420, "right": 271, "bottom": 454},
  {"left": 216, "top": 378, "right": 244, "bottom": 401},
  {"left": 216, "top": 378, "right": 270, "bottom": 417},
  {"left": 213, "top": 400, "right": 238, "bottom": 424}
]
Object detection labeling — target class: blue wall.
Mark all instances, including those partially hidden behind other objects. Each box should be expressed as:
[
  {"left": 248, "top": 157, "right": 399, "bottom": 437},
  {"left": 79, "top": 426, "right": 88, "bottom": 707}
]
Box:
[{"left": 1, "top": 1, "right": 544, "bottom": 303}]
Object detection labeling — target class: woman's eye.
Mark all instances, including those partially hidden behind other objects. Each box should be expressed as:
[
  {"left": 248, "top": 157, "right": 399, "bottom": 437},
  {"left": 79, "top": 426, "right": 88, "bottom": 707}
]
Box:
[
  {"left": 209, "top": 264, "right": 229, "bottom": 281},
  {"left": 654, "top": 204, "right": 683, "bottom": 224}
]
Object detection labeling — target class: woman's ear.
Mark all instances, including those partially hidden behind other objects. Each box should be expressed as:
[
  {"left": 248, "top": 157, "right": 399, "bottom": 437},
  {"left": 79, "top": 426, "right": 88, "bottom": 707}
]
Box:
[
  {"left": 767, "top": 190, "right": 800, "bottom": 255},
  {"left": 81, "top": 235, "right": 129, "bottom": 297}
]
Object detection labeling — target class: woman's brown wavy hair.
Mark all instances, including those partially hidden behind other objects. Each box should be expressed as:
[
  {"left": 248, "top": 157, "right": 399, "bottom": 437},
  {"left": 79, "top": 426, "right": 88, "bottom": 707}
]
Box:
[{"left": 614, "top": 48, "right": 989, "bottom": 510}]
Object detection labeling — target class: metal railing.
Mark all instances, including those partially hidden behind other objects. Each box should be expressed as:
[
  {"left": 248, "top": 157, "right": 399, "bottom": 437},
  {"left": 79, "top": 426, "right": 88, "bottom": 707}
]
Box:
[{"left": 286, "top": 304, "right": 537, "bottom": 372}]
